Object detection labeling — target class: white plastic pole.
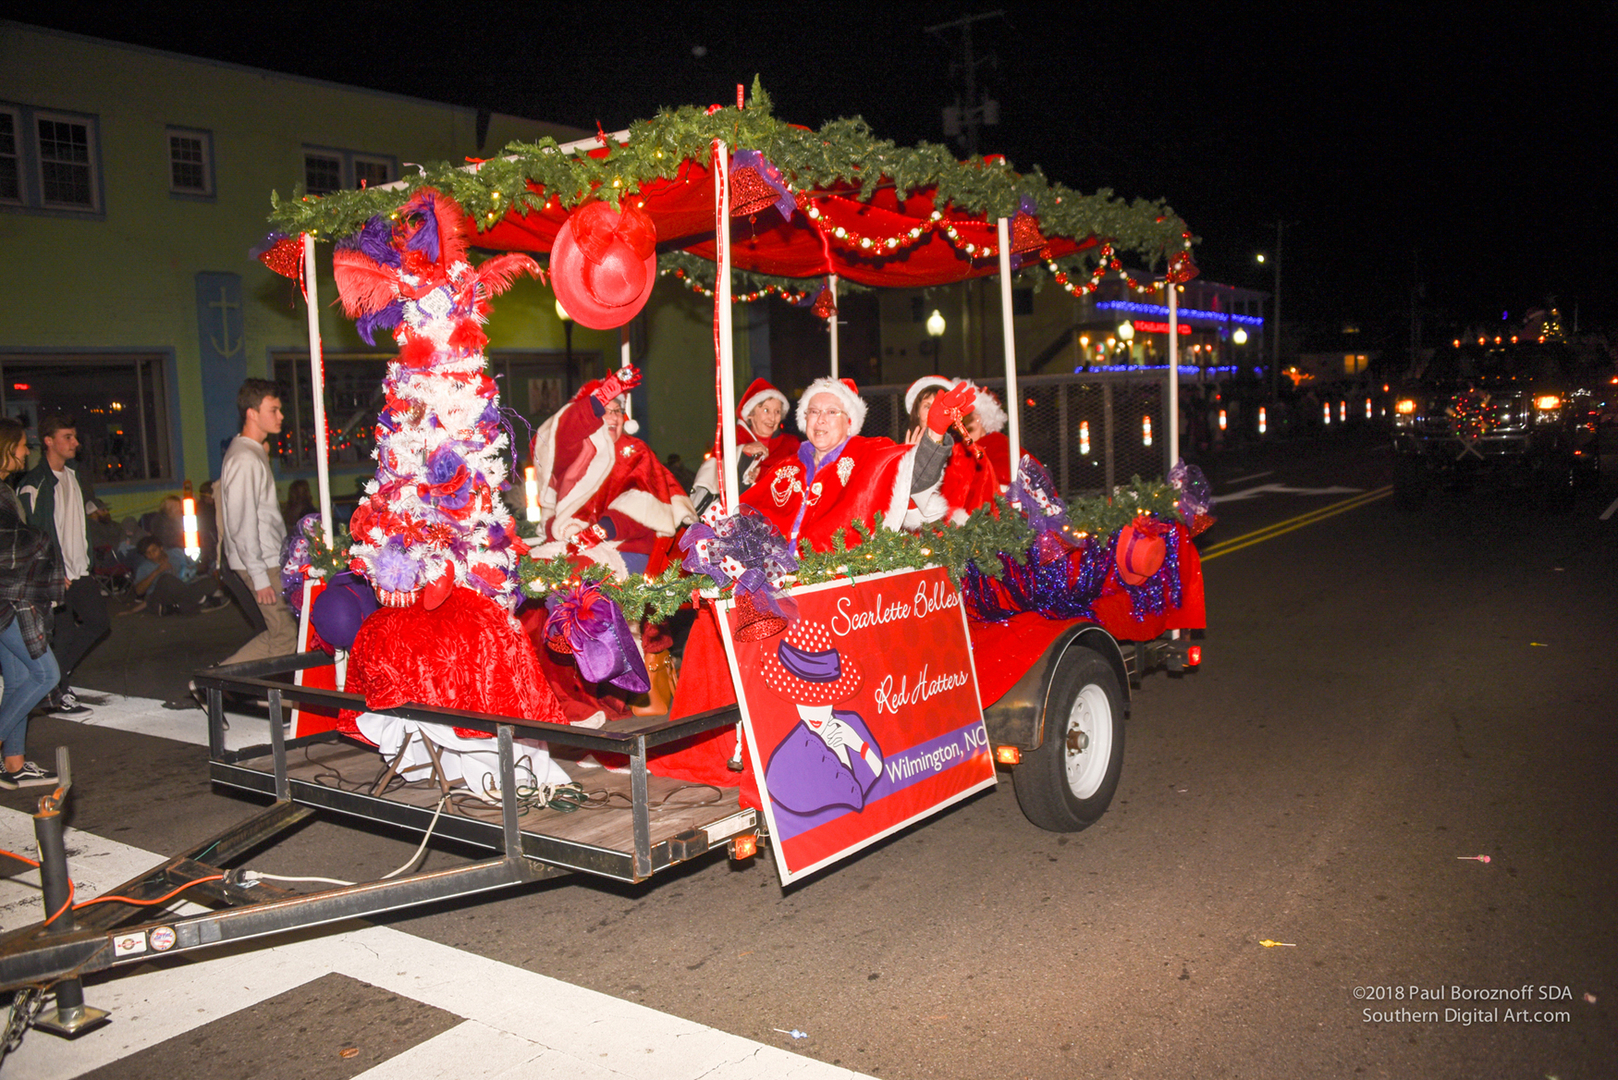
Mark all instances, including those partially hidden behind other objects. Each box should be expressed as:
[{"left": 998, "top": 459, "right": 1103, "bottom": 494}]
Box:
[
  {"left": 827, "top": 273, "right": 840, "bottom": 378},
  {"left": 620, "top": 326, "right": 633, "bottom": 421},
  {"left": 715, "top": 142, "right": 738, "bottom": 513},
  {"left": 302, "top": 233, "right": 333, "bottom": 545},
  {"left": 1167, "top": 281, "right": 1180, "bottom": 469},
  {"left": 996, "top": 218, "right": 1020, "bottom": 478}
]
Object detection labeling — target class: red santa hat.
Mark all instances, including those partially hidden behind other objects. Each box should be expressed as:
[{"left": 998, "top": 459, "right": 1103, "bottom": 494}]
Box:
[
  {"left": 969, "top": 382, "right": 1007, "bottom": 433},
  {"left": 904, "top": 376, "right": 957, "bottom": 416},
  {"left": 737, "top": 378, "right": 789, "bottom": 424},
  {"left": 795, "top": 377, "right": 867, "bottom": 436}
]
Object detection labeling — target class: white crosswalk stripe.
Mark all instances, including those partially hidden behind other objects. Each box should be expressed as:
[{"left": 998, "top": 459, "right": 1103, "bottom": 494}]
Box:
[{"left": 1, "top": 695, "right": 869, "bottom": 1080}]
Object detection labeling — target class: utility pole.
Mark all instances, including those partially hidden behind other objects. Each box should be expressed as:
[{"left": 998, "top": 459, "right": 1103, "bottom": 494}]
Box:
[
  {"left": 1262, "top": 220, "right": 1297, "bottom": 400},
  {"left": 927, "top": 10, "right": 1003, "bottom": 158}
]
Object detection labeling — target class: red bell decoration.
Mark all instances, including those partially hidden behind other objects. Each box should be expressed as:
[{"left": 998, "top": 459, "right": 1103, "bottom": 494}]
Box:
[
  {"left": 1010, "top": 212, "right": 1045, "bottom": 255},
  {"left": 254, "top": 232, "right": 305, "bottom": 281},
  {"left": 731, "top": 590, "right": 788, "bottom": 642},
  {"left": 730, "top": 166, "right": 780, "bottom": 219},
  {"left": 811, "top": 284, "right": 837, "bottom": 320},
  {"left": 1166, "top": 249, "right": 1200, "bottom": 284}
]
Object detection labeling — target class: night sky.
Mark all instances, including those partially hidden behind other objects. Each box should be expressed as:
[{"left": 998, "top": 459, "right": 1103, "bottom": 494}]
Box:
[{"left": 9, "top": 3, "right": 1616, "bottom": 347}]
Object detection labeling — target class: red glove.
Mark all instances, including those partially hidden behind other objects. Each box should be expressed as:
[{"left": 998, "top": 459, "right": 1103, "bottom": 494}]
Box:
[
  {"left": 565, "top": 523, "right": 609, "bottom": 557},
  {"left": 593, "top": 365, "right": 643, "bottom": 407},
  {"left": 926, "top": 381, "right": 978, "bottom": 435}
]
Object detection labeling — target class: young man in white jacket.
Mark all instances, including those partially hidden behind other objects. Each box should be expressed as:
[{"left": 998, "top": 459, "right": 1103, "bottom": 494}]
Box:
[{"left": 215, "top": 379, "right": 296, "bottom": 666}]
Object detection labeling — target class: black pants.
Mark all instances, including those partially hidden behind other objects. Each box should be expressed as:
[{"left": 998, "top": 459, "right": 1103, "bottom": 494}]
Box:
[
  {"left": 146, "top": 573, "right": 218, "bottom": 612},
  {"left": 51, "top": 575, "right": 111, "bottom": 690}
]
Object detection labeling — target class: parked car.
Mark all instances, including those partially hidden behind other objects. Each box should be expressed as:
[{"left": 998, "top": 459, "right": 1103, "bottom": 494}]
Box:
[{"left": 1390, "top": 341, "right": 1601, "bottom": 509}]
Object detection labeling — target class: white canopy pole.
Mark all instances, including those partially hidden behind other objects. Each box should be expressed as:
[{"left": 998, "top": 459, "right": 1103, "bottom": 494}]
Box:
[
  {"left": 827, "top": 273, "right": 840, "bottom": 378},
  {"left": 715, "top": 142, "right": 738, "bottom": 513},
  {"left": 620, "top": 326, "right": 633, "bottom": 421},
  {"left": 302, "top": 233, "right": 333, "bottom": 546},
  {"left": 1167, "top": 281, "right": 1180, "bottom": 469},
  {"left": 996, "top": 218, "right": 1020, "bottom": 480}
]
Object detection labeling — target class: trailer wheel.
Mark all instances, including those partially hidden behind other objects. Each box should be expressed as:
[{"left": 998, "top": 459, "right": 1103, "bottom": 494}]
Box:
[{"left": 1012, "top": 644, "right": 1124, "bottom": 832}]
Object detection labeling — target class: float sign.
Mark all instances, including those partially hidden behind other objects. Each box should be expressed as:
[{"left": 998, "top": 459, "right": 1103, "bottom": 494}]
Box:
[{"left": 718, "top": 566, "right": 995, "bottom": 884}]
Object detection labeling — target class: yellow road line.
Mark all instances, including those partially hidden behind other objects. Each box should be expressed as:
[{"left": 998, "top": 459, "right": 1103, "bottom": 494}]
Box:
[{"left": 1200, "top": 486, "right": 1393, "bottom": 562}]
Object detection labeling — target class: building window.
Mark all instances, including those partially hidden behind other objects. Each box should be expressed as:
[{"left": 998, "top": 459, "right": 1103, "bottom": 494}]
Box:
[
  {"left": 0, "top": 104, "right": 102, "bottom": 215},
  {"left": 1, "top": 354, "right": 173, "bottom": 483},
  {"left": 273, "top": 352, "right": 389, "bottom": 470},
  {"left": 167, "top": 128, "right": 213, "bottom": 196},
  {"left": 353, "top": 155, "right": 392, "bottom": 189},
  {"left": 0, "top": 108, "right": 20, "bottom": 204},
  {"left": 36, "top": 113, "right": 97, "bottom": 210},
  {"left": 304, "top": 152, "right": 343, "bottom": 196},
  {"left": 303, "top": 148, "right": 398, "bottom": 196}
]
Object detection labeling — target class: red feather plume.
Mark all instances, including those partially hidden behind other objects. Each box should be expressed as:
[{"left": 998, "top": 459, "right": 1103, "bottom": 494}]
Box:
[
  {"left": 332, "top": 249, "right": 399, "bottom": 316},
  {"left": 474, "top": 253, "right": 543, "bottom": 299}
]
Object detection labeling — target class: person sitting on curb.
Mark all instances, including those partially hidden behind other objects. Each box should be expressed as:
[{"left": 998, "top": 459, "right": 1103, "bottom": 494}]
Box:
[{"left": 131, "top": 536, "right": 228, "bottom": 615}]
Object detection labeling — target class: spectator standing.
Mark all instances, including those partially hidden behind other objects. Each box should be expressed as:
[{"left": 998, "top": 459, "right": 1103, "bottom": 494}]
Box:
[
  {"left": 16, "top": 414, "right": 108, "bottom": 717},
  {"left": 216, "top": 379, "right": 296, "bottom": 664},
  {"left": 0, "top": 417, "right": 64, "bottom": 787}
]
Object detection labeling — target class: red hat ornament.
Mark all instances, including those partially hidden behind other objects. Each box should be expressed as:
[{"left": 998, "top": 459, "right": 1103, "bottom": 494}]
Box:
[
  {"left": 550, "top": 200, "right": 658, "bottom": 330},
  {"left": 1114, "top": 518, "right": 1168, "bottom": 586}
]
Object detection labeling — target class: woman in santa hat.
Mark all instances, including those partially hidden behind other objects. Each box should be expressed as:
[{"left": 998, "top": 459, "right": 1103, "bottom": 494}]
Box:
[
  {"left": 902, "top": 377, "right": 1000, "bottom": 525},
  {"left": 957, "top": 383, "right": 1019, "bottom": 490},
  {"left": 528, "top": 367, "right": 695, "bottom": 579},
  {"left": 741, "top": 375, "right": 976, "bottom": 551},
  {"left": 690, "top": 377, "right": 800, "bottom": 513}
]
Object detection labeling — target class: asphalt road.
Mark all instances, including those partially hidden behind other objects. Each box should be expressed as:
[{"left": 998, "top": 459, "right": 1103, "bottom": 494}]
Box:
[{"left": 7, "top": 428, "right": 1616, "bottom": 1078}]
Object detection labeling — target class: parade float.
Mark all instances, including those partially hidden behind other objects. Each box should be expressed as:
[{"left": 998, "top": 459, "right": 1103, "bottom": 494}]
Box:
[{"left": 1, "top": 83, "right": 1208, "bottom": 1024}]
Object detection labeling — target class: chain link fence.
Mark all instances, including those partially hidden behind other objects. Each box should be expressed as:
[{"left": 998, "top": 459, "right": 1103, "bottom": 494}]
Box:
[{"left": 859, "top": 371, "right": 1179, "bottom": 500}]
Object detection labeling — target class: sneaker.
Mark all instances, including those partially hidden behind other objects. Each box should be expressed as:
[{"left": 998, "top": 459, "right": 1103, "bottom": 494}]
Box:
[
  {"left": 0, "top": 760, "right": 59, "bottom": 789},
  {"left": 47, "top": 690, "right": 93, "bottom": 718},
  {"left": 199, "top": 594, "right": 231, "bottom": 612}
]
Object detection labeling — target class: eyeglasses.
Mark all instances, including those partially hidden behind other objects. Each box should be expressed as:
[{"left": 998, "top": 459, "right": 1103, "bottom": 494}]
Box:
[
  {"left": 603, "top": 405, "right": 626, "bottom": 417},
  {"left": 804, "top": 408, "right": 847, "bottom": 421}
]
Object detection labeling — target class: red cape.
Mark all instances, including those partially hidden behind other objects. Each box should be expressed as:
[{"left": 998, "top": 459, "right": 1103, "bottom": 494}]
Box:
[{"left": 741, "top": 436, "right": 915, "bottom": 552}]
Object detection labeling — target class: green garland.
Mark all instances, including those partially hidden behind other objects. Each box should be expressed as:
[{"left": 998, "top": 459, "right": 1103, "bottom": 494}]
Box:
[
  {"left": 267, "top": 78, "right": 1190, "bottom": 271},
  {"left": 303, "top": 523, "right": 354, "bottom": 579},
  {"left": 513, "top": 474, "right": 1183, "bottom": 623}
]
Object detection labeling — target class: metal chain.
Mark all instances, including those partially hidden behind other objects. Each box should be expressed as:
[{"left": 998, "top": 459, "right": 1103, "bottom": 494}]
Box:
[{"left": 1, "top": 986, "right": 46, "bottom": 1067}]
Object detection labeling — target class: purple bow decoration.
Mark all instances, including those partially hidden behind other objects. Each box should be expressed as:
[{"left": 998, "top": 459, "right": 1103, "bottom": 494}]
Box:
[
  {"left": 1009, "top": 457, "right": 1070, "bottom": 537},
  {"left": 1169, "top": 459, "right": 1212, "bottom": 520},
  {"left": 543, "top": 582, "right": 650, "bottom": 692},
  {"left": 679, "top": 507, "right": 799, "bottom": 621}
]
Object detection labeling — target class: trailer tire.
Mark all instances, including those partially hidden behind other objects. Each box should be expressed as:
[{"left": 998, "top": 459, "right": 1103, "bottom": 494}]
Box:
[{"left": 1012, "top": 644, "right": 1124, "bottom": 832}]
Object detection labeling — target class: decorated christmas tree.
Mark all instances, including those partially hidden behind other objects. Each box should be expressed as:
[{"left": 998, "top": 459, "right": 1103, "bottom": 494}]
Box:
[{"left": 331, "top": 190, "right": 540, "bottom": 610}]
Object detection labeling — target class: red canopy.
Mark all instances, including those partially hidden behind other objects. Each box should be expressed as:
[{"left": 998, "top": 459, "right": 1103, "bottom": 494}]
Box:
[{"left": 476, "top": 153, "right": 1093, "bottom": 288}]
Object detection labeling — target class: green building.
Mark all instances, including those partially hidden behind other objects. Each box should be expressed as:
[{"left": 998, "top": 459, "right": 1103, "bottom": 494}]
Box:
[{"left": 0, "top": 21, "right": 670, "bottom": 518}]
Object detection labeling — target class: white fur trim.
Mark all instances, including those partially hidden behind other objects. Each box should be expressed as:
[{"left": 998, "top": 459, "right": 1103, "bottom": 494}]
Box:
[
  {"left": 796, "top": 377, "right": 867, "bottom": 436},
  {"left": 971, "top": 383, "right": 1008, "bottom": 433},
  {"left": 739, "top": 387, "right": 789, "bottom": 423},
  {"left": 532, "top": 402, "right": 616, "bottom": 540},
  {"left": 623, "top": 417, "right": 640, "bottom": 436},
  {"left": 608, "top": 487, "right": 687, "bottom": 537},
  {"left": 884, "top": 448, "right": 919, "bottom": 531},
  {"left": 904, "top": 376, "right": 956, "bottom": 416}
]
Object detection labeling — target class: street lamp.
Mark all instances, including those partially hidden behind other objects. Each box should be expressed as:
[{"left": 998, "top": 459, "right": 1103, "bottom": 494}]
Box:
[
  {"left": 1232, "top": 327, "right": 1248, "bottom": 345},
  {"left": 924, "top": 308, "right": 947, "bottom": 374},
  {"left": 555, "top": 298, "right": 576, "bottom": 390}
]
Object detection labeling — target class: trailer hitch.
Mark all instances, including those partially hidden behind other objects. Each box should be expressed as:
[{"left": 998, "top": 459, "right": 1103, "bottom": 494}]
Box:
[{"left": 27, "top": 747, "right": 111, "bottom": 1039}]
